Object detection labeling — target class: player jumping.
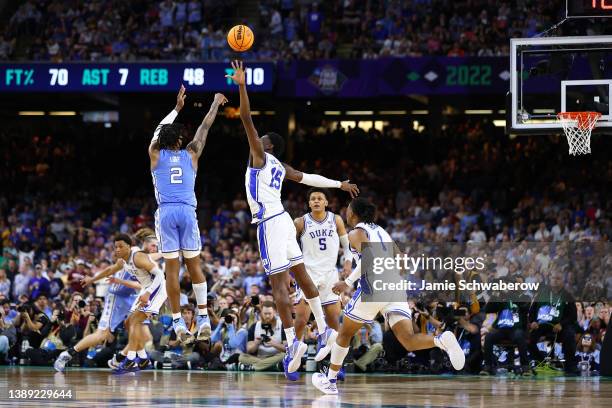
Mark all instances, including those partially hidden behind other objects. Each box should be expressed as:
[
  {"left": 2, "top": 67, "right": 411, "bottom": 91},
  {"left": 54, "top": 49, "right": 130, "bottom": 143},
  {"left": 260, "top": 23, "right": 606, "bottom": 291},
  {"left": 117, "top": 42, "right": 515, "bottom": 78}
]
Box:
[
  {"left": 226, "top": 60, "right": 359, "bottom": 379},
  {"left": 149, "top": 86, "right": 227, "bottom": 342},
  {"left": 312, "top": 197, "right": 465, "bottom": 395}
]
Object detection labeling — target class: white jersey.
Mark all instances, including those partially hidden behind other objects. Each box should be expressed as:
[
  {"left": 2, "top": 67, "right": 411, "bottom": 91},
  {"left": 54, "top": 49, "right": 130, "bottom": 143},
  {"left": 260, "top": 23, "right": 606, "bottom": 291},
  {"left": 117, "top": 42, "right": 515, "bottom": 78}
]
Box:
[
  {"left": 245, "top": 152, "right": 286, "bottom": 223},
  {"left": 124, "top": 247, "right": 156, "bottom": 289},
  {"left": 353, "top": 222, "right": 393, "bottom": 260},
  {"left": 300, "top": 211, "right": 339, "bottom": 275}
]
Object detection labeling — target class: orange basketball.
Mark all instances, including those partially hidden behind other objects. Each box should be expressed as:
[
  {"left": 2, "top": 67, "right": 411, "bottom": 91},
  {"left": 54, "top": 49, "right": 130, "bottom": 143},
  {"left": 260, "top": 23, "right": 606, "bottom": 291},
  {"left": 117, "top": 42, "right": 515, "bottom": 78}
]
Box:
[{"left": 227, "top": 25, "right": 254, "bottom": 52}]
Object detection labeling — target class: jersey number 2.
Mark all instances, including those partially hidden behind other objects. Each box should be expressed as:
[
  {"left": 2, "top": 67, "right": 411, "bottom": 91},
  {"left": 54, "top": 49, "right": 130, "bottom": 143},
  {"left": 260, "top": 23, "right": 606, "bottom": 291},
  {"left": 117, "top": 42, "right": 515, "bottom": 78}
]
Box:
[{"left": 170, "top": 167, "right": 183, "bottom": 184}]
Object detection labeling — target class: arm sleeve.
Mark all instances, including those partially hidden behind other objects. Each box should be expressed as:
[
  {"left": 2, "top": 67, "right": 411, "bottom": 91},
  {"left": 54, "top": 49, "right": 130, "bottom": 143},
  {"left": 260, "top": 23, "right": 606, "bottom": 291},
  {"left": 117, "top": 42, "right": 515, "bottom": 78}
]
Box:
[
  {"left": 152, "top": 109, "right": 179, "bottom": 141},
  {"left": 145, "top": 266, "right": 164, "bottom": 294},
  {"left": 344, "top": 260, "right": 361, "bottom": 287},
  {"left": 339, "top": 234, "right": 351, "bottom": 263},
  {"left": 299, "top": 173, "right": 342, "bottom": 188}
]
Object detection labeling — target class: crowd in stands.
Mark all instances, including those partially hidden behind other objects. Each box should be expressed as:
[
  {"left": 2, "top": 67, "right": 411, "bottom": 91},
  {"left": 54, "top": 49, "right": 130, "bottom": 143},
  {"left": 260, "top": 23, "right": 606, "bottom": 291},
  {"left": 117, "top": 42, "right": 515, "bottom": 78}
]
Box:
[
  {"left": 3, "top": 0, "right": 610, "bottom": 62},
  {"left": 0, "top": 114, "right": 610, "bottom": 375}
]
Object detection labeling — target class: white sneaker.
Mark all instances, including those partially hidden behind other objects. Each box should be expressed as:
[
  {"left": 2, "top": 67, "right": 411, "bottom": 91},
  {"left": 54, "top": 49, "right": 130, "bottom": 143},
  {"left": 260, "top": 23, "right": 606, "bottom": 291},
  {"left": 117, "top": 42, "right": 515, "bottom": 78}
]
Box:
[
  {"left": 315, "top": 327, "right": 338, "bottom": 362},
  {"left": 435, "top": 331, "right": 465, "bottom": 370},
  {"left": 311, "top": 372, "right": 338, "bottom": 395},
  {"left": 286, "top": 339, "right": 308, "bottom": 373},
  {"left": 196, "top": 314, "right": 211, "bottom": 341},
  {"left": 53, "top": 350, "right": 72, "bottom": 372}
]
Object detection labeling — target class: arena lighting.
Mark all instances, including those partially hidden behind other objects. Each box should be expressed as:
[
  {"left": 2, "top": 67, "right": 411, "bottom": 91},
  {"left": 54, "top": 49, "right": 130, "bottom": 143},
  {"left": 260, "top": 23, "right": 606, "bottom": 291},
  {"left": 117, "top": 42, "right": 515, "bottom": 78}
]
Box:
[
  {"left": 379, "top": 110, "right": 407, "bottom": 115},
  {"left": 465, "top": 109, "right": 494, "bottom": 114},
  {"left": 324, "top": 111, "right": 341, "bottom": 115},
  {"left": 18, "top": 111, "right": 45, "bottom": 116},
  {"left": 533, "top": 109, "right": 557, "bottom": 114},
  {"left": 411, "top": 110, "right": 429, "bottom": 114},
  {"left": 263, "top": 111, "right": 275, "bottom": 115},
  {"left": 498, "top": 109, "right": 506, "bottom": 114},
  {"left": 493, "top": 120, "right": 507, "bottom": 127},
  {"left": 346, "top": 110, "right": 374, "bottom": 115},
  {"left": 49, "top": 111, "right": 77, "bottom": 116},
  {"left": 250, "top": 110, "right": 261, "bottom": 115}
]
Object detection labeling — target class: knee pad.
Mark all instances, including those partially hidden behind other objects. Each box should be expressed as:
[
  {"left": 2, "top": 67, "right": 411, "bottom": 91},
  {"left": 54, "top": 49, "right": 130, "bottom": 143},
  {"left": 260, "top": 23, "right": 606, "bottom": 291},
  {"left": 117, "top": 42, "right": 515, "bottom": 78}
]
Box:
[
  {"left": 181, "top": 249, "right": 201, "bottom": 259},
  {"left": 387, "top": 312, "right": 409, "bottom": 328},
  {"left": 162, "top": 251, "right": 180, "bottom": 259}
]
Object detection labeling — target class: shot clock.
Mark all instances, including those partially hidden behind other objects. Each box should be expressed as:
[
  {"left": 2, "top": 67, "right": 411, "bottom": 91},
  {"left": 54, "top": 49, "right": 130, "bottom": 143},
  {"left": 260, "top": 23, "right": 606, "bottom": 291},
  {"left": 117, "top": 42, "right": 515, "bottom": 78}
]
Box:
[{"left": 567, "top": 0, "right": 612, "bottom": 17}]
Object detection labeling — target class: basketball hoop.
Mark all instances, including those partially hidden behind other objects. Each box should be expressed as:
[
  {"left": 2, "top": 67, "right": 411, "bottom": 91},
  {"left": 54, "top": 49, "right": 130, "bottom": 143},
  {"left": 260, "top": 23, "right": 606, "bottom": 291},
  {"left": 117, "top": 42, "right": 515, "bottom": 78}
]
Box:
[{"left": 557, "top": 112, "right": 601, "bottom": 155}]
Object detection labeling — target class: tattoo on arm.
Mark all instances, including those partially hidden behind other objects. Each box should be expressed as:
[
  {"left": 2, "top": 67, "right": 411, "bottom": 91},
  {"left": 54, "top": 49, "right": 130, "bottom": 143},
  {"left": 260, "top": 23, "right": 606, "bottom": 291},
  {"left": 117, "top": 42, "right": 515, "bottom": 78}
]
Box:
[{"left": 188, "top": 99, "right": 223, "bottom": 157}]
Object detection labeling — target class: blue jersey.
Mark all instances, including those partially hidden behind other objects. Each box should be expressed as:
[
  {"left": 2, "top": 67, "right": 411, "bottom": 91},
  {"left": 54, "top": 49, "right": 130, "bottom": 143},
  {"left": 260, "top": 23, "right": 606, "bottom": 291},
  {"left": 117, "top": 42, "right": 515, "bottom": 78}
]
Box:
[
  {"left": 107, "top": 267, "right": 138, "bottom": 297},
  {"left": 152, "top": 149, "right": 197, "bottom": 207}
]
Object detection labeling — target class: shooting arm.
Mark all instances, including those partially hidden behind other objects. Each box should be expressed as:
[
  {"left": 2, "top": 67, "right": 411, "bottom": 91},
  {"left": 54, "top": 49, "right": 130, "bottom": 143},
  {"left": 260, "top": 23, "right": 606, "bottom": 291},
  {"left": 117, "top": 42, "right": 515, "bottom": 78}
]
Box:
[
  {"left": 150, "top": 109, "right": 179, "bottom": 153},
  {"left": 187, "top": 94, "right": 226, "bottom": 158}
]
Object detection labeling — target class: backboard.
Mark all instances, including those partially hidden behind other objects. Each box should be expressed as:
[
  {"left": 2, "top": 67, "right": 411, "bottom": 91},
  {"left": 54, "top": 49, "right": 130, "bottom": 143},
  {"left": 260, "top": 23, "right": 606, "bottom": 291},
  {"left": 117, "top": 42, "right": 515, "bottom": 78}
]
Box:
[{"left": 508, "top": 35, "right": 612, "bottom": 135}]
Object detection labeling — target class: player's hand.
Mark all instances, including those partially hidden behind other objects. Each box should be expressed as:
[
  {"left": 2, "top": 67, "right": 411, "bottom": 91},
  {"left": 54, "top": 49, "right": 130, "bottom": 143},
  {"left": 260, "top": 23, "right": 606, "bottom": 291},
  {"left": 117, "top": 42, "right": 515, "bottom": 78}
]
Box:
[
  {"left": 175, "top": 84, "right": 187, "bottom": 112},
  {"left": 80, "top": 276, "right": 93, "bottom": 287},
  {"left": 138, "top": 292, "right": 151, "bottom": 307},
  {"left": 214, "top": 93, "right": 228, "bottom": 106},
  {"left": 226, "top": 60, "right": 246, "bottom": 86},
  {"left": 332, "top": 281, "right": 350, "bottom": 295},
  {"left": 107, "top": 276, "right": 118, "bottom": 284},
  {"left": 115, "top": 258, "right": 125, "bottom": 269},
  {"left": 340, "top": 180, "right": 360, "bottom": 198}
]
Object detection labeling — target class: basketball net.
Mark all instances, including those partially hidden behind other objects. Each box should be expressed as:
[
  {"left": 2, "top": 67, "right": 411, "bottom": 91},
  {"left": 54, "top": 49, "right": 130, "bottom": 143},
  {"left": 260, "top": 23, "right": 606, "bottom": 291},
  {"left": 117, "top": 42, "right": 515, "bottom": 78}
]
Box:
[{"left": 557, "top": 112, "right": 601, "bottom": 155}]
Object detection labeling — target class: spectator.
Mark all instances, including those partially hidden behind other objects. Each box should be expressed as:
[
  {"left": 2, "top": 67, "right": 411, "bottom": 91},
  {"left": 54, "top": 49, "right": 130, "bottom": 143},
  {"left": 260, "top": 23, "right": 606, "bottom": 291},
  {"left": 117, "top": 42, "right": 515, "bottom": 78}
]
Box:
[
  {"left": 238, "top": 301, "right": 286, "bottom": 371},
  {"left": 0, "top": 269, "right": 10, "bottom": 299}
]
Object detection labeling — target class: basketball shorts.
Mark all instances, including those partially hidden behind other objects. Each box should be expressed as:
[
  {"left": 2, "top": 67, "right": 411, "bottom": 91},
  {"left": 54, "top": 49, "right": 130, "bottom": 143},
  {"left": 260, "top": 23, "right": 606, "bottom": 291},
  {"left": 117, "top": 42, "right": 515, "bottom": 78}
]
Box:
[
  {"left": 98, "top": 293, "right": 135, "bottom": 332},
  {"left": 256, "top": 212, "right": 303, "bottom": 275},
  {"left": 344, "top": 285, "right": 412, "bottom": 324},
  {"left": 155, "top": 204, "right": 201, "bottom": 254},
  {"left": 130, "top": 280, "right": 167, "bottom": 316},
  {"left": 302, "top": 268, "right": 341, "bottom": 305}
]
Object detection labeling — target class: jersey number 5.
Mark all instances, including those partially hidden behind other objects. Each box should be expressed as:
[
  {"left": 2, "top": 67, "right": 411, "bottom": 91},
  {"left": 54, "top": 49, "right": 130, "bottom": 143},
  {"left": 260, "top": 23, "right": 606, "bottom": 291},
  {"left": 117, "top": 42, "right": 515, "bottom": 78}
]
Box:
[
  {"left": 269, "top": 167, "right": 282, "bottom": 190},
  {"left": 170, "top": 167, "right": 183, "bottom": 184},
  {"left": 319, "top": 237, "right": 327, "bottom": 250}
]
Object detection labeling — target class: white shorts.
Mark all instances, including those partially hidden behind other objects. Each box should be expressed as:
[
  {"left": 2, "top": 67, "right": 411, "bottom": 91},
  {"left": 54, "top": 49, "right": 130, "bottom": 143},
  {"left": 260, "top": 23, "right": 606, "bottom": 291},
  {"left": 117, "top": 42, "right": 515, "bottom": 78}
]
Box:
[
  {"left": 344, "top": 285, "right": 412, "bottom": 324},
  {"left": 257, "top": 212, "right": 303, "bottom": 275},
  {"left": 308, "top": 268, "right": 340, "bottom": 306},
  {"left": 130, "top": 281, "right": 167, "bottom": 316}
]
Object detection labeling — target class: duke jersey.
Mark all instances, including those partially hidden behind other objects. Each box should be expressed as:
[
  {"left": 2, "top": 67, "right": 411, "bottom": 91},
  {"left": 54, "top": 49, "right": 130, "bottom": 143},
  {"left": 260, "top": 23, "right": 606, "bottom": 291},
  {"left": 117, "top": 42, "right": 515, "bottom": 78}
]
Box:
[
  {"left": 152, "top": 149, "right": 197, "bottom": 208},
  {"left": 352, "top": 222, "right": 393, "bottom": 259},
  {"left": 245, "top": 152, "right": 286, "bottom": 223},
  {"left": 300, "top": 212, "right": 339, "bottom": 275},
  {"left": 123, "top": 247, "right": 157, "bottom": 289}
]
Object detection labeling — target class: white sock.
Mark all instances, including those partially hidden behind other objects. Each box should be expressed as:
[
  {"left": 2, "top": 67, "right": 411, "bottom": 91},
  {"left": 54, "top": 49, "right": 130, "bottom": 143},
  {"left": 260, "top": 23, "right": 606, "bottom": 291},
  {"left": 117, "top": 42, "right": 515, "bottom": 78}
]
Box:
[
  {"left": 192, "top": 282, "right": 207, "bottom": 310},
  {"left": 433, "top": 334, "right": 443, "bottom": 349},
  {"left": 127, "top": 351, "right": 137, "bottom": 360},
  {"left": 172, "top": 312, "right": 181, "bottom": 320},
  {"left": 198, "top": 308, "right": 208, "bottom": 317},
  {"left": 306, "top": 296, "right": 327, "bottom": 332},
  {"left": 284, "top": 327, "right": 296, "bottom": 345},
  {"left": 137, "top": 349, "right": 148, "bottom": 359},
  {"left": 329, "top": 342, "right": 349, "bottom": 379}
]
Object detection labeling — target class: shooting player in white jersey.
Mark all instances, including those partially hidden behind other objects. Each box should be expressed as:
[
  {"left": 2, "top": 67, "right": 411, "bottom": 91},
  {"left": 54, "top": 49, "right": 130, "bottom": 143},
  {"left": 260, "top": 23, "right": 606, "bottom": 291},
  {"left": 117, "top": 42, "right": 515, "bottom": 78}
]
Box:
[
  {"left": 312, "top": 198, "right": 465, "bottom": 395},
  {"left": 226, "top": 60, "right": 359, "bottom": 380},
  {"left": 293, "top": 188, "right": 352, "bottom": 375}
]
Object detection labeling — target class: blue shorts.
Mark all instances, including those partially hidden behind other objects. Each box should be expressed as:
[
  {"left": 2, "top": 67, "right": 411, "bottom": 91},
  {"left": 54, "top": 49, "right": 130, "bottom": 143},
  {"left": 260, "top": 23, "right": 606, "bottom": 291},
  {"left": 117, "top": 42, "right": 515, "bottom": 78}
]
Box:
[
  {"left": 98, "top": 293, "right": 135, "bottom": 332},
  {"left": 155, "top": 204, "right": 201, "bottom": 254}
]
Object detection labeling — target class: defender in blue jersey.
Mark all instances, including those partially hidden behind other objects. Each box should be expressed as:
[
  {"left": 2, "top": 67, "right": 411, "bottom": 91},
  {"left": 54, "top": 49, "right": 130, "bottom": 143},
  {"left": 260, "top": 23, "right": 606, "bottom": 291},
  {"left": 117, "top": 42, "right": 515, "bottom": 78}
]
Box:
[
  {"left": 227, "top": 61, "right": 359, "bottom": 381},
  {"left": 149, "top": 86, "right": 227, "bottom": 342}
]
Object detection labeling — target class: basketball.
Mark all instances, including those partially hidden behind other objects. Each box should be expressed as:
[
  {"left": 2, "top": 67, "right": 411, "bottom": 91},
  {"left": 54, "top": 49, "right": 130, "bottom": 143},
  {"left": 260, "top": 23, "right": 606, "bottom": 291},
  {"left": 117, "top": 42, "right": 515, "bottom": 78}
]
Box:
[{"left": 227, "top": 25, "right": 254, "bottom": 52}]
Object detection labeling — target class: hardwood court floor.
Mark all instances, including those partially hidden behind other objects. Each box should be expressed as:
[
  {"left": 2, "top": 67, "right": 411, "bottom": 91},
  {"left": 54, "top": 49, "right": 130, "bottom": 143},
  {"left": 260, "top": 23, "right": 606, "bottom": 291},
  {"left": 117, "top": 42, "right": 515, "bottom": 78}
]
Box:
[{"left": 0, "top": 367, "right": 610, "bottom": 407}]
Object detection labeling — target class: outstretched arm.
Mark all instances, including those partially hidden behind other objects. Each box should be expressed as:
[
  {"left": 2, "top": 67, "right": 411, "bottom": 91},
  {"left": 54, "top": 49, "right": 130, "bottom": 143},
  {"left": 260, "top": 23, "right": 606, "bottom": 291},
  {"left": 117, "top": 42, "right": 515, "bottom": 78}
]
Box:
[
  {"left": 149, "top": 85, "right": 186, "bottom": 156},
  {"left": 187, "top": 93, "right": 228, "bottom": 161},
  {"left": 225, "top": 60, "right": 266, "bottom": 168},
  {"left": 283, "top": 163, "right": 360, "bottom": 198}
]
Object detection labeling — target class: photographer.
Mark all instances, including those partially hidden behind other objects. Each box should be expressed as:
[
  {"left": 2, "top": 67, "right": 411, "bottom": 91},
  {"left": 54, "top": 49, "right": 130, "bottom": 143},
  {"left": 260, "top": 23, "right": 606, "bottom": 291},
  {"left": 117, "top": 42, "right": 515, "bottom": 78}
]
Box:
[
  {"left": 238, "top": 301, "right": 286, "bottom": 371},
  {"left": 450, "top": 304, "right": 483, "bottom": 374},
  {"left": 480, "top": 295, "right": 531, "bottom": 376},
  {"left": 211, "top": 307, "right": 242, "bottom": 365},
  {"left": 0, "top": 300, "right": 17, "bottom": 362},
  {"left": 12, "top": 302, "right": 52, "bottom": 364},
  {"left": 57, "top": 293, "right": 90, "bottom": 352},
  {"left": 528, "top": 271, "right": 578, "bottom": 375}
]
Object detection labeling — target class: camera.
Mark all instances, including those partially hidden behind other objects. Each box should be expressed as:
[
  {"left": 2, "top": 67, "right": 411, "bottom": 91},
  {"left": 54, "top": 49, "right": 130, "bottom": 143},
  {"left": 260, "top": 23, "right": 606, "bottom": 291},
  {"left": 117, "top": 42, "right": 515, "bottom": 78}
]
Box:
[
  {"left": 17, "top": 304, "right": 33, "bottom": 314},
  {"left": 261, "top": 323, "right": 272, "bottom": 333},
  {"left": 261, "top": 334, "right": 271, "bottom": 343},
  {"left": 224, "top": 315, "right": 233, "bottom": 324},
  {"left": 251, "top": 295, "right": 259, "bottom": 306}
]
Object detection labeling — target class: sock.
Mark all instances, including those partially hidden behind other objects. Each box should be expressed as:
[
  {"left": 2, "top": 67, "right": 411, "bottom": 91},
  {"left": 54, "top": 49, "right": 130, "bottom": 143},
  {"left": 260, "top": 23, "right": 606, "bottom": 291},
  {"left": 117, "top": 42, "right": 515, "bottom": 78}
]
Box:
[
  {"left": 306, "top": 296, "right": 327, "bottom": 333},
  {"left": 284, "top": 327, "right": 296, "bottom": 345},
  {"left": 137, "top": 349, "right": 148, "bottom": 359},
  {"left": 433, "top": 334, "right": 444, "bottom": 349},
  {"left": 116, "top": 352, "right": 127, "bottom": 362},
  {"left": 172, "top": 312, "right": 181, "bottom": 321},
  {"left": 67, "top": 346, "right": 77, "bottom": 356},
  {"left": 192, "top": 282, "right": 207, "bottom": 311},
  {"left": 127, "top": 351, "right": 137, "bottom": 361},
  {"left": 329, "top": 343, "right": 349, "bottom": 380}
]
